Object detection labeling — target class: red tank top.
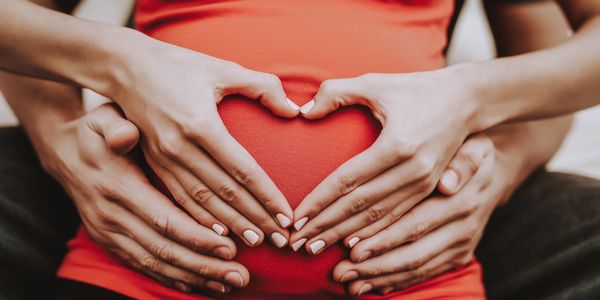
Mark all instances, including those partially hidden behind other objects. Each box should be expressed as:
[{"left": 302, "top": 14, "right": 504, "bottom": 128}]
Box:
[{"left": 58, "top": 1, "right": 485, "bottom": 299}]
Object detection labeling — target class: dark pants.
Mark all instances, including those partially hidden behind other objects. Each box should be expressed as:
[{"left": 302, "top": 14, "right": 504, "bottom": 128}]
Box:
[{"left": 1, "top": 127, "right": 599, "bottom": 300}]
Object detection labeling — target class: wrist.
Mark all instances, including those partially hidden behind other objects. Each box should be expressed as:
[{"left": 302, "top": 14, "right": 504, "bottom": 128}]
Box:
[{"left": 441, "top": 62, "right": 513, "bottom": 133}]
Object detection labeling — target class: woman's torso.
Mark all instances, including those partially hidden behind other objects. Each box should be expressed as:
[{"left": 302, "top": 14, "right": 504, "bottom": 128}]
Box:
[{"left": 58, "top": 1, "right": 485, "bottom": 299}]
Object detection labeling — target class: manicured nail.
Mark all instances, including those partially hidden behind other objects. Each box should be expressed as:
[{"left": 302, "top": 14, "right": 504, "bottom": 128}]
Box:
[
  {"left": 440, "top": 170, "right": 459, "bottom": 192},
  {"left": 340, "top": 270, "right": 359, "bottom": 282},
  {"left": 294, "top": 217, "right": 308, "bottom": 231},
  {"left": 310, "top": 240, "right": 326, "bottom": 254},
  {"left": 291, "top": 238, "right": 307, "bottom": 251},
  {"left": 287, "top": 98, "right": 300, "bottom": 111},
  {"left": 357, "top": 250, "right": 372, "bottom": 263},
  {"left": 276, "top": 213, "right": 291, "bottom": 228},
  {"left": 224, "top": 272, "right": 244, "bottom": 287},
  {"left": 381, "top": 287, "right": 394, "bottom": 295},
  {"left": 300, "top": 100, "right": 315, "bottom": 114},
  {"left": 348, "top": 237, "right": 360, "bottom": 248},
  {"left": 206, "top": 281, "right": 226, "bottom": 293},
  {"left": 357, "top": 283, "right": 373, "bottom": 296},
  {"left": 212, "top": 246, "right": 233, "bottom": 260},
  {"left": 174, "top": 281, "right": 192, "bottom": 293},
  {"left": 243, "top": 229, "right": 260, "bottom": 245},
  {"left": 212, "top": 224, "right": 225, "bottom": 236},
  {"left": 271, "top": 232, "right": 288, "bottom": 248}
]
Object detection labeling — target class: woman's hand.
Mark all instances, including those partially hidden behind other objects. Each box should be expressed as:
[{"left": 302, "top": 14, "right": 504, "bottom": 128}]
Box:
[
  {"left": 290, "top": 71, "right": 477, "bottom": 253},
  {"left": 331, "top": 135, "right": 503, "bottom": 296},
  {"left": 112, "top": 38, "right": 299, "bottom": 248},
  {"left": 39, "top": 104, "right": 249, "bottom": 295}
]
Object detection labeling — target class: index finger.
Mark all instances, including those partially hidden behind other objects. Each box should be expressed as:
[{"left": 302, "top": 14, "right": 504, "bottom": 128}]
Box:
[
  {"left": 189, "top": 114, "right": 293, "bottom": 228},
  {"left": 292, "top": 131, "right": 412, "bottom": 230}
]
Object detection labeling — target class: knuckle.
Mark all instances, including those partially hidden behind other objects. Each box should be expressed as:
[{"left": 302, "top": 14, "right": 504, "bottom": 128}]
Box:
[
  {"left": 347, "top": 194, "right": 369, "bottom": 214},
  {"left": 413, "top": 156, "right": 435, "bottom": 181},
  {"left": 461, "top": 197, "right": 479, "bottom": 215},
  {"left": 158, "top": 134, "right": 184, "bottom": 158},
  {"left": 217, "top": 184, "right": 242, "bottom": 204},
  {"left": 231, "top": 165, "right": 256, "bottom": 188},
  {"left": 338, "top": 174, "right": 359, "bottom": 195},
  {"left": 264, "top": 73, "right": 283, "bottom": 88},
  {"left": 366, "top": 205, "right": 385, "bottom": 222},
  {"left": 407, "top": 222, "right": 430, "bottom": 242},
  {"left": 191, "top": 184, "right": 214, "bottom": 205},
  {"left": 171, "top": 193, "right": 188, "bottom": 206},
  {"left": 181, "top": 118, "right": 215, "bottom": 141},
  {"left": 140, "top": 255, "right": 161, "bottom": 272},
  {"left": 152, "top": 213, "right": 172, "bottom": 236},
  {"left": 150, "top": 242, "right": 177, "bottom": 264},
  {"left": 386, "top": 138, "right": 417, "bottom": 161},
  {"left": 405, "top": 256, "right": 428, "bottom": 271}
]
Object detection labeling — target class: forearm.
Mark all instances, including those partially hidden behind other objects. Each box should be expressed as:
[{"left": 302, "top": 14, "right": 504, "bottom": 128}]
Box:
[
  {"left": 477, "top": 0, "right": 575, "bottom": 204},
  {"left": 0, "top": 71, "right": 84, "bottom": 169},
  {"left": 0, "top": 0, "right": 142, "bottom": 99},
  {"left": 453, "top": 3, "right": 600, "bottom": 131}
]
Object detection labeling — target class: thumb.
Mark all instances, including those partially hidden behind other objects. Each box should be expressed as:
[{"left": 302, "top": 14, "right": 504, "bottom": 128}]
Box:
[
  {"left": 301, "top": 78, "right": 368, "bottom": 120},
  {"left": 224, "top": 68, "right": 299, "bottom": 118},
  {"left": 437, "top": 133, "right": 494, "bottom": 195},
  {"left": 87, "top": 103, "right": 140, "bottom": 155}
]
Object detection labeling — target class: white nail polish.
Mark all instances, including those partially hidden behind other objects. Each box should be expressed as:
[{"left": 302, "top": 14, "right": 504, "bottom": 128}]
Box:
[
  {"left": 287, "top": 98, "right": 300, "bottom": 111},
  {"left": 441, "top": 170, "right": 459, "bottom": 191},
  {"left": 291, "top": 238, "right": 307, "bottom": 252},
  {"left": 310, "top": 240, "right": 326, "bottom": 254},
  {"left": 300, "top": 100, "right": 315, "bottom": 114},
  {"left": 212, "top": 224, "right": 225, "bottom": 236},
  {"left": 243, "top": 230, "right": 260, "bottom": 245},
  {"left": 294, "top": 217, "right": 308, "bottom": 231},
  {"left": 276, "top": 213, "right": 291, "bottom": 228},
  {"left": 348, "top": 237, "right": 360, "bottom": 248},
  {"left": 271, "top": 232, "right": 288, "bottom": 248}
]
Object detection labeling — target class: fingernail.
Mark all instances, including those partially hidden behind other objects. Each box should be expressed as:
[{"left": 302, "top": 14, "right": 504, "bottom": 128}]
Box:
[
  {"left": 300, "top": 100, "right": 315, "bottom": 114},
  {"left": 340, "top": 270, "right": 359, "bottom": 282},
  {"left": 310, "top": 240, "right": 326, "bottom": 254},
  {"left": 294, "top": 217, "right": 308, "bottom": 231},
  {"left": 206, "top": 281, "right": 226, "bottom": 293},
  {"left": 357, "top": 251, "right": 372, "bottom": 263},
  {"left": 212, "top": 224, "right": 225, "bottom": 236},
  {"left": 174, "top": 281, "right": 192, "bottom": 293},
  {"left": 348, "top": 237, "right": 360, "bottom": 248},
  {"left": 291, "top": 238, "right": 307, "bottom": 251},
  {"left": 357, "top": 283, "right": 373, "bottom": 296},
  {"left": 243, "top": 229, "right": 260, "bottom": 245},
  {"left": 381, "top": 287, "right": 394, "bottom": 295},
  {"left": 276, "top": 213, "right": 291, "bottom": 228},
  {"left": 271, "top": 232, "right": 288, "bottom": 248},
  {"left": 441, "top": 170, "right": 459, "bottom": 192},
  {"left": 224, "top": 272, "right": 244, "bottom": 287},
  {"left": 213, "top": 246, "right": 233, "bottom": 260},
  {"left": 287, "top": 98, "right": 300, "bottom": 111}
]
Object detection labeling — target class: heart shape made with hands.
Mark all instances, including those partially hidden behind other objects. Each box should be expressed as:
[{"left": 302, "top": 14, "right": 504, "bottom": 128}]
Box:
[{"left": 217, "top": 94, "right": 382, "bottom": 211}]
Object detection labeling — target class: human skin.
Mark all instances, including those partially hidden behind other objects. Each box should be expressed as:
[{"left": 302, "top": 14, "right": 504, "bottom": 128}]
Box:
[
  {"left": 0, "top": 0, "right": 596, "bottom": 296},
  {"left": 289, "top": 0, "right": 599, "bottom": 254},
  {"left": 304, "top": 1, "right": 578, "bottom": 295},
  {"left": 0, "top": 0, "right": 301, "bottom": 251}
]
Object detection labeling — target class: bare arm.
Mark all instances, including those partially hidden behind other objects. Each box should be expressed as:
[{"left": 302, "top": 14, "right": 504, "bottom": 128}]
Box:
[
  {"left": 483, "top": 0, "right": 574, "bottom": 203},
  {"left": 465, "top": 0, "right": 600, "bottom": 128}
]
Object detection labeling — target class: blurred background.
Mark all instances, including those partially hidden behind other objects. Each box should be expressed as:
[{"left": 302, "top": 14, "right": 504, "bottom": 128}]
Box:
[{"left": 1, "top": 0, "right": 598, "bottom": 178}]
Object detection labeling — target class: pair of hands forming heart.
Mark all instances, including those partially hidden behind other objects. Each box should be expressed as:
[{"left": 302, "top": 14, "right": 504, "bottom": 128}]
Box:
[{"left": 72, "top": 43, "right": 486, "bottom": 294}]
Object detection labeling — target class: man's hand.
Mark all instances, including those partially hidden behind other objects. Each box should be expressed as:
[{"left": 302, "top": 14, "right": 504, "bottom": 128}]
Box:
[
  {"left": 115, "top": 41, "right": 298, "bottom": 248},
  {"left": 332, "top": 135, "right": 499, "bottom": 296},
  {"left": 40, "top": 103, "right": 249, "bottom": 294},
  {"left": 290, "top": 71, "right": 475, "bottom": 253}
]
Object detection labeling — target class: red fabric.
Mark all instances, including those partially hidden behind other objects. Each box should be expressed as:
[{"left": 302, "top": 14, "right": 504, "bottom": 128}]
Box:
[{"left": 58, "top": 1, "right": 486, "bottom": 299}]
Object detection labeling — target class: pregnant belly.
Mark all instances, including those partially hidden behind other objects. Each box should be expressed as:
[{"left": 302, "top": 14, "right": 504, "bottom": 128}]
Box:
[{"left": 218, "top": 92, "right": 381, "bottom": 297}]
